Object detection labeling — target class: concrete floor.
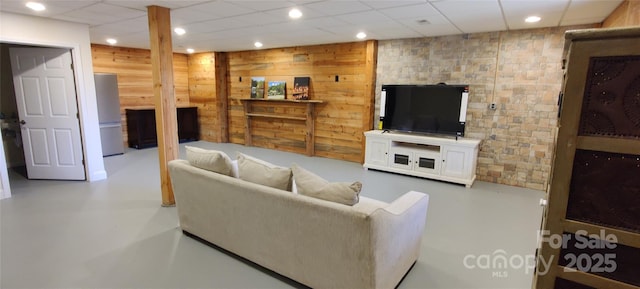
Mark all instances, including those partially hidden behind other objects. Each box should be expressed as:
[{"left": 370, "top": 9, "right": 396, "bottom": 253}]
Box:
[{"left": 1, "top": 141, "right": 545, "bottom": 289}]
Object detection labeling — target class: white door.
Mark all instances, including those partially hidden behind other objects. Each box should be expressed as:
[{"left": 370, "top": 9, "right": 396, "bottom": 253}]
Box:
[
  {"left": 9, "top": 47, "right": 85, "bottom": 180},
  {"left": 365, "top": 138, "right": 388, "bottom": 166},
  {"left": 441, "top": 147, "right": 467, "bottom": 179}
]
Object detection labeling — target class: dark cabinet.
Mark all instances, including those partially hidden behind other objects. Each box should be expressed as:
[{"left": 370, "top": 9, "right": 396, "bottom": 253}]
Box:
[
  {"left": 177, "top": 107, "right": 199, "bottom": 142},
  {"left": 126, "top": 107, "right": 199, "bottom": 149}
]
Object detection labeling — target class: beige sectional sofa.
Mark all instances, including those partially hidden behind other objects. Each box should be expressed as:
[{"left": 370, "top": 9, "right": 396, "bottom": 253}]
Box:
[{"left": 168, "top": 156, "right": 429, "bottom": 289}]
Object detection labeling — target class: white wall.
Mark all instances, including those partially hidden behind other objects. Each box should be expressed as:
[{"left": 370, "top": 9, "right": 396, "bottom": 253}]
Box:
[
  {"left": 0, "top": 137, "right": 10, "bottom": 199},
  {"left": 0, "top": 12, "right": 107, "bottom": 198}
]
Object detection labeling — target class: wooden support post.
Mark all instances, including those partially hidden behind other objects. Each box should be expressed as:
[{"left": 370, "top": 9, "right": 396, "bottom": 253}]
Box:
[
  {"left": 362, "top": 40, "right": 378, "bottom": 163},
  {"left": 214, "top": 52, "right": 229, "bottom": 143},
  {"left": 147, "top": 5, "right": 178, "bottom": 206}
]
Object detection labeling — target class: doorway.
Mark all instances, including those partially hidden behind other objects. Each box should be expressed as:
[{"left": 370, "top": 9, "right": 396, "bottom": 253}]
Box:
[{"left": 0, "top": 43, "right": 85, "bottom": 189}]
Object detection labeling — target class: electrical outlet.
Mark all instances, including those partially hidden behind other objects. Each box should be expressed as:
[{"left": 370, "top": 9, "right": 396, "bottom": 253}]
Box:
[{"left": 489, "top": 103, "right": 497, "bottom": 110}]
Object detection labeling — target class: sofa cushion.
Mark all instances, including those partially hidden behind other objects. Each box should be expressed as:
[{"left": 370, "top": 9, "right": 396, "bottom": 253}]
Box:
[
  {"left": 237, "top": 153, "right": 292, "bottom": 191},
  {"left": 291, "top": 164, "right": 361, "bottom": 206},
  {"left": 185, "top": 146, "right": 234, "bottom": 177}
]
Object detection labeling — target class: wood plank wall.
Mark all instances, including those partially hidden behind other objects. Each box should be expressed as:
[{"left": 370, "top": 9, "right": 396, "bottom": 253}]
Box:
[
  {"left": 91, "top": 44, "right": 190, "bottom": 145},
  {"left": 187, "top": 52, "right": 218, "bottom": 142},
  {"left": 602, "top": 0, "right": 640, "bottom": 28},
  {"left": 225, "top": 41, "right": 376, "bottom": 162}
]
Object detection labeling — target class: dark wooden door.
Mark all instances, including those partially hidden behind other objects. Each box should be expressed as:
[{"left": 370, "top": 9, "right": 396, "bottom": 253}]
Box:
[{"left": 535, "top": 27, "right": 640, "bottom": 289}]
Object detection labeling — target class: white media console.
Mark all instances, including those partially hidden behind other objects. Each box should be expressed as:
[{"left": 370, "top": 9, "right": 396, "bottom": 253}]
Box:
[{"left": 363, "top": 130, "right": 481, "bottom": 187}]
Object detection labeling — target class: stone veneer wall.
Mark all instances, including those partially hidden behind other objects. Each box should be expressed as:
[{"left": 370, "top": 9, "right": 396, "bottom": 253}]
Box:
[{"left": 375, "top": 25, "right": 595, "bottom": 190}]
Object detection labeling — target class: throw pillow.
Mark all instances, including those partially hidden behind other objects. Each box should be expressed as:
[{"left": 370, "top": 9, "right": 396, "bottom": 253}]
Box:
[
  {"left": 237, "top": 153, "right": 292, "bottom": 191},
  {"left": 185, "top": 146, "right": 234, "bottom": 177},
  {"left": 291, "top": 164, "right": 361, "bottom": 206}
]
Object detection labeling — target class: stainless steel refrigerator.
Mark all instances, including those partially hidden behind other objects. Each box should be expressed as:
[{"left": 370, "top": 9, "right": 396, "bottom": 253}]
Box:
[{"left": 94, "top": 73, "right": 124, "bottom": 156}]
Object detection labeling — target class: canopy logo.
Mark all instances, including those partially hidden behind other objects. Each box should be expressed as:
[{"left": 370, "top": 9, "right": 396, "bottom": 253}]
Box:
[{"left": 463, "top": 230, "right": 618, "bottom": 278}]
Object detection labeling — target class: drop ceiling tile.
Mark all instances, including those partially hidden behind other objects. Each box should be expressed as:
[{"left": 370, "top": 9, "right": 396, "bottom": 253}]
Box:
[
  {"left": 55, "top": 3, "right": 146, "bottom": 26},
  {"left": 500, "top": 0, "right": 569, "bottom": 28},
  {"left": 201, "top": 28, "right": 262, "bottom": 41},
  {"left": 334, "top": 10, "right": 393, "bottom": 25},
  {"left": 228, "top": 12, "right": 291, "bottom": 26},
  {"left": 429, "top": 0, "right": 504, "bottom": 33},
  {"left": 400, "top": 13, "right": 451, "bottom": 26},
  {"left": 90, "top": 16, "right": 149, "bottom": 35},
  {"left": 300, "top": 17, "right": 350, "bottom": 29},
  {"left": 229, "top": 1, "right": 297, "bottom": 12},
  {"left": 103, "top": 1, "right": 209, "bottom": 10},
  {"left": 0, "top": 0, "right": 99, "bottom": 17},
  {"left": 368, "top": 28, "right": 423, "bottom": 40},
  {"left": 304, "top": 1, "right": 373, "bottom": 16},
  {"left": 562, "top": 0, "right": 622, "bottom": 22},
  {"left": 559, "top": 17, "right": 605, "bottom": 26},
  {"left": 378, "top": 3, "right": 440, "bottom": 20},
  {"left": 506, "top": 11, "right": 565, "bottom": 30},
  {"left": 267, "top": 28, "right": 335, "bottom": 40},
  {"left": 398, "top": 14, "right": 461, "bottom": 36},
  {"left": 431, "top": 0, "right": 501, "bottom": 20},
  {"left": 412, "top": 23, "right": 464, "bottom": 37},
  {"left": 183, "top": 18, "right": 251, "bottom": 33},
  {"left": 453, "top": 19, "right": 507, "bottom": 34},
  {"left": 360, "top": 0, "right": 428, "bottom": 10},
  {"left": 499, "top": 0, "right": 570, "bottom": 15},
  {"left": 262, "top": 5, "right": 329, "bottom": 19},
  {"left": 171, "top": 1, "right": 256, "bottom": 22}
]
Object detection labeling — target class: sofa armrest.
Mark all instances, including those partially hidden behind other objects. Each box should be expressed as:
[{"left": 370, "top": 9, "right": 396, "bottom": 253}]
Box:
[
  {"left": 370, "top": 191, "right": 429, "bottom": 289},
  {"left": 383, "top": 190, "right": 429, "bottom": 215}
]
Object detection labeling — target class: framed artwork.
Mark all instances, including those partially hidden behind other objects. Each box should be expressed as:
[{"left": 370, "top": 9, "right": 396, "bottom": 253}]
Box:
[
  {"left": 293, "top": 77, "right": 310, "bottom": 100},
  {"left": 267, "top": 81, "right": 286, "bottom": 99},
  {"left": 251, "top": 77, "right": 265, "bottom": 98}
]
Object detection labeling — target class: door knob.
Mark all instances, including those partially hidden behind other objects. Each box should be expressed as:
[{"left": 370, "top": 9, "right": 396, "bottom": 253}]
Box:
[{"left": 20, "top": 120, "right": 26, "bottom": 125}]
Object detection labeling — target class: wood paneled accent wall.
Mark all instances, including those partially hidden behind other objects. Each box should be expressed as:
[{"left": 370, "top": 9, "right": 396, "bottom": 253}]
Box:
[
  {"left": 602, "top": 0, "right": 640, "bottom": 28},
  {"left": 91, "top": 44, "right": 189, "bottom": 144},
  {"left": 224, "top": 41, "right": 377, "bottom": 162},
  {"left": 187, "top": 52, "right": 217, "bottom": 142}
]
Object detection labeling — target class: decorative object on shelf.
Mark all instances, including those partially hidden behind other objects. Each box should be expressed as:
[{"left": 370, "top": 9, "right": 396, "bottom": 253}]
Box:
[
  {"left": 267, "top": 81, "right": 286, "bottom": 99},
  {"left": 250, "top": 77, "right": 265, "bottom": 98},
  {"left": 293, "top": 77, "right": 310, "bottom": 100}
]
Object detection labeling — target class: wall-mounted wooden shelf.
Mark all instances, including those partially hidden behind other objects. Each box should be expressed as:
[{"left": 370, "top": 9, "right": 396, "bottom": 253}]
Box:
[{"left": 240, "top": 99, "right": 324, "bottom": 156}]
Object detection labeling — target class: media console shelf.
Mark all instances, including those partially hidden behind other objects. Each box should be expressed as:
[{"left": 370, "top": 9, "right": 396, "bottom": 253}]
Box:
[
  {"left": 363, "top": 130, "right": 481, "bottom": 187},
  {"left": 240, "top": 99, "right": 323, "bottom": 156}
]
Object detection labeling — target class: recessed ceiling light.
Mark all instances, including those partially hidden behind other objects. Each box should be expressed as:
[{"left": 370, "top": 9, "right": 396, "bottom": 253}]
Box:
[
  {"left": 186, "top": 48, "right": 194, "bottom": 54},
  {"left": 254, "top": 42, "right": 263, "bottom": 48},
  {"left": 289, "top": 8, "right": 302, "bottom": 19},
  {"left": 106, "top": 38, "right": 117, "bottom": 45},
  {"left": 26, "top": 2, "right": 45, "bottom": 11},
  {"left": 525, "top": 16, "right": 541, "bottom": 23},
  {"left": 356, "top": 32, "right": 367, "bottom": 39},
  {"left": 174, "top": 27, "right": 186, "bottom": 35}
]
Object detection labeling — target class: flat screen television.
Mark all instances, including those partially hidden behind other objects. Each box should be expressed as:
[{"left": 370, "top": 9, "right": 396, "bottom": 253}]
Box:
[{"left": 381, "top": 84, "right": 469, "bottom": 137}]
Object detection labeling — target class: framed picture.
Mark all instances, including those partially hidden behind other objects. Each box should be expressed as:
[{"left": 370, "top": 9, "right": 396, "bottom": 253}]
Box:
[
  {"left": 250, "top": 77, "right": 265, "bottom": 98},
  {"left": 267, "top": 81, "right": 286, "bottom": 99},
  {"left": 293, "top": 77, "right": 310, "bottom": 100}
]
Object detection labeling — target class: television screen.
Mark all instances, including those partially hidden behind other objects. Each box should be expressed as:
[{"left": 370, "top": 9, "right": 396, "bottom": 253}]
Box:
[{"left": 381, "top": 84, "right": 468, "bottom": 136}]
